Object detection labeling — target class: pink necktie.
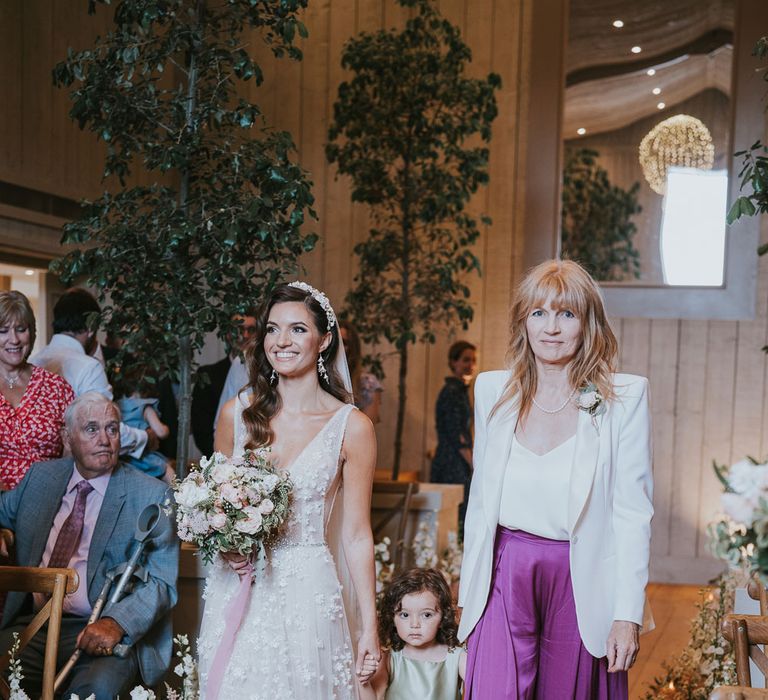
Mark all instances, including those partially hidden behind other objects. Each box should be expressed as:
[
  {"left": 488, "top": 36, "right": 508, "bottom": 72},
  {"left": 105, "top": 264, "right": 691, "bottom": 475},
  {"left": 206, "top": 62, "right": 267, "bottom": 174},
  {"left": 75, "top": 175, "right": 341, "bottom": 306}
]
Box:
[{"left": 47, "top": 480, "right": 94, "bottom": 569}]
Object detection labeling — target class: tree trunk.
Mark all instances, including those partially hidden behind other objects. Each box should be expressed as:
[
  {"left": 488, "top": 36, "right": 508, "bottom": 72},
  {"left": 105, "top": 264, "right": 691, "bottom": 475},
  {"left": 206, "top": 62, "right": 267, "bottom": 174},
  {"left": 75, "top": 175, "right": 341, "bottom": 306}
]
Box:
[
  {"left": 392, "top": 156, "right": 412, "bottom": 480},
  {"left": 176, "top": 334, "right": 193, "bottom": 477},
  {"left": 392, "top": 342, "right": 408, "bottom": 480},
  {"left": 174, "top": 0, "right": 203, "bottom": 478}
]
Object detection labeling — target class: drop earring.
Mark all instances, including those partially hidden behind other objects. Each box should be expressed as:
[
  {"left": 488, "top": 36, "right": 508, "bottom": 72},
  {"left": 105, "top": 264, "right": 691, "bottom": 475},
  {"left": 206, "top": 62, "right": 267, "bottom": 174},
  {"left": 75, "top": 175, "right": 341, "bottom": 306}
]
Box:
[
  {"left": 317, "top": 356, "right": 329, "bottom": 383},
  {"left": 270, "top": 369, "right": 277, "bottom": 385}
]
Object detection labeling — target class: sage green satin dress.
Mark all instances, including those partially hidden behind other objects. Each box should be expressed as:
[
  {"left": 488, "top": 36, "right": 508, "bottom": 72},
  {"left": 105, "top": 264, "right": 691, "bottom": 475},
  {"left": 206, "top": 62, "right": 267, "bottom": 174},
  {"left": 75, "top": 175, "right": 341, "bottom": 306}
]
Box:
[{"left": 384, "top": 647, "right": 463, "bottom": 700}]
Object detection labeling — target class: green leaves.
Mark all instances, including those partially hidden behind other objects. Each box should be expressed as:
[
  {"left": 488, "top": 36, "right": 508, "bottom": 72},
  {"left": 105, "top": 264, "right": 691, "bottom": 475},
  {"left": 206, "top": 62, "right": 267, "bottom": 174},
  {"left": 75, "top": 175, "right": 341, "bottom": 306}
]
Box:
[
  {"left": 727, "top": 141, "right": 768, "bottom": 230},
  {"left": 53, "top": 0, "right": 314, "bottom": 473},
  {"left": 327, "top": 0, "right": 498, "bottom": 474},
  {"left": 561, "top": 148, "right": 642, "bottom": 282}
]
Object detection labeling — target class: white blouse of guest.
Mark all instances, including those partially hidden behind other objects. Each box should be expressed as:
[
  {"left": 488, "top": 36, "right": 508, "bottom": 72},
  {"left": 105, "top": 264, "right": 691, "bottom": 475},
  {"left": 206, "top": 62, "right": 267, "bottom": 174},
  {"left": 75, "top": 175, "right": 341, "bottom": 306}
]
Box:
[{"left": 497, "top": 433, "right": 576, "bottom": 540}]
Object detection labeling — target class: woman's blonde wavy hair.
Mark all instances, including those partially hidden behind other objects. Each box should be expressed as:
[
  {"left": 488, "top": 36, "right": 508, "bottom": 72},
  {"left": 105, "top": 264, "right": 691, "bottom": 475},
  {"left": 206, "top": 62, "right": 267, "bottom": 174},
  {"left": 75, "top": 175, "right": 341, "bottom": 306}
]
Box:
[{"left": 493, "top": 259, "right": 618, "bottom": 422}]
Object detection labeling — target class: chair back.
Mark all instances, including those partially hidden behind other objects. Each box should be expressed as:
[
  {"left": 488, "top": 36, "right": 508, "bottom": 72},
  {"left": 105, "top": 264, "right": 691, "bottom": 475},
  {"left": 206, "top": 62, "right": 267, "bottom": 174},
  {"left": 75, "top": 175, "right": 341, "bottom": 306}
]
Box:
[
  {"left": 0, "top": 566, "right": 79, "bottom": 700},
  {"left": 372, "top": 481, "right": 420, "bottom": 571}
]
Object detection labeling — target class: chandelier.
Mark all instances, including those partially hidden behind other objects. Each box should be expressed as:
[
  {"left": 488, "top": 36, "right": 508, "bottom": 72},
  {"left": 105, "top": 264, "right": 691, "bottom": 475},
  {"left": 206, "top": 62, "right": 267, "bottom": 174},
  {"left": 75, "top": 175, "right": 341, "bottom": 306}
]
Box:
[{"left": 638, "top": 114, "right": 714, "bottom": 195}]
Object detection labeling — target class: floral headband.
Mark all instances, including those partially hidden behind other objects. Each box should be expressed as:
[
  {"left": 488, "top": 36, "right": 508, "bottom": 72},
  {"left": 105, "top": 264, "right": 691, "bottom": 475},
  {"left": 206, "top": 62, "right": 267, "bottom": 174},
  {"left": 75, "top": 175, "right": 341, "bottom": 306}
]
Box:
[{"left": 288, "top": 281, "right": 337, "bottom": 331}]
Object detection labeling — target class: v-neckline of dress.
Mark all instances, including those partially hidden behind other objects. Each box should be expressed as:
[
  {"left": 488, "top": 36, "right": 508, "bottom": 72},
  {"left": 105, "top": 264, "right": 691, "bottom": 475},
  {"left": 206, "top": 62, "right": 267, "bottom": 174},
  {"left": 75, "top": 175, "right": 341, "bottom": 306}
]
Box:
[{"left": 271, "top": 404, "right": 348, "bottom": 472}]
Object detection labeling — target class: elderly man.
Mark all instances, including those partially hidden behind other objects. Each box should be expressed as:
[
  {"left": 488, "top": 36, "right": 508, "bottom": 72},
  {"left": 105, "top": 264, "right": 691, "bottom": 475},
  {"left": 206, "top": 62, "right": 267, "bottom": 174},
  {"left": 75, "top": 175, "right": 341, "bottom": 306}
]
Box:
[{"left": 0, "top": 392, "right": 178, "bottom": 699}]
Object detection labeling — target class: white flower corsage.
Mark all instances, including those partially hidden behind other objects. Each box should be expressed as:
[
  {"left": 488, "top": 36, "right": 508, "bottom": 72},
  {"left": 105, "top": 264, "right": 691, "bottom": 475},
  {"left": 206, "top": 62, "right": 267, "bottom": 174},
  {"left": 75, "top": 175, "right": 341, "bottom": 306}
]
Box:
[{"left": 576, "top": 383, "right": 606, "bottom": 429}]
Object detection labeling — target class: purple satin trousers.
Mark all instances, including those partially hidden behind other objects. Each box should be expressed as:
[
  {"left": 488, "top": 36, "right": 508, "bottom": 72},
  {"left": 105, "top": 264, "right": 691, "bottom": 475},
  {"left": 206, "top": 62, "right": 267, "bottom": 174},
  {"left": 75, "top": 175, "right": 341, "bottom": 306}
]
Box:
[{"left": 464, "top": 527, "right": 628, "bottom": 700}]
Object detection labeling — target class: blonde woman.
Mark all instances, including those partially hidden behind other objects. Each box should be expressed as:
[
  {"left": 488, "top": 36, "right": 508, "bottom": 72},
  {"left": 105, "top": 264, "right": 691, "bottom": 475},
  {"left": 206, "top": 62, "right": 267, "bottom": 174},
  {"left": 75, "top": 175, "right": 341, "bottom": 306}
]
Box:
[{"left": 458, "top": 260, "right": 653, "bottom": 699}]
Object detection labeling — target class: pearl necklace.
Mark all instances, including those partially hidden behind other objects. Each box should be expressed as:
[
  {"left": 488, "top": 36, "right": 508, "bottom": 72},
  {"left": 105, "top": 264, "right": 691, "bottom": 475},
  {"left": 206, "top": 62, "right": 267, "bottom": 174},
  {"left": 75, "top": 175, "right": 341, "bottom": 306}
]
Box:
[
  {"left": 1, "top": 372, "right": 21, "bottom": 389},
  {"left": 532, "top": 389, "right": 576, "bottom": 414}
]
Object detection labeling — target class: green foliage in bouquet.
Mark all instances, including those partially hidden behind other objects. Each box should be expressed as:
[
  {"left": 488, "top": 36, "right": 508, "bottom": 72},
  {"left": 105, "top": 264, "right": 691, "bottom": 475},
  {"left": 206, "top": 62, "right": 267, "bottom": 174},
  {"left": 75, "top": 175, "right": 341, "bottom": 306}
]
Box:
[
  {"left": 51, "top": 0, "right": 317, "bottom": 476},
  {"left": 641, "top": 573, "right": 738, "bottom": 700},
  {"left": 326, "top": 0, "right": 500, "bottom": 478}
]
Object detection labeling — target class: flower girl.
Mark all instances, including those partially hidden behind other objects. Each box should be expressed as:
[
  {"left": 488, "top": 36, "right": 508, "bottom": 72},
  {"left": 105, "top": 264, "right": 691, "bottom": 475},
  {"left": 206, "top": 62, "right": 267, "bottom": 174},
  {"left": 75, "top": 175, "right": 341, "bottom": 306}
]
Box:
[{"left": 362, "top": 568, "right": 466, "bottom": 700}]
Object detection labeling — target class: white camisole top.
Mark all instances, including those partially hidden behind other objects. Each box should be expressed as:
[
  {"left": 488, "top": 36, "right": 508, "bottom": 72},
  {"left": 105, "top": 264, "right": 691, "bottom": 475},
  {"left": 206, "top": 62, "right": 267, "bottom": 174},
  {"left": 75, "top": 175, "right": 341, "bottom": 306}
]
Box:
[{"left": 497, "top": 433, "right": 576, "bottom": 540}]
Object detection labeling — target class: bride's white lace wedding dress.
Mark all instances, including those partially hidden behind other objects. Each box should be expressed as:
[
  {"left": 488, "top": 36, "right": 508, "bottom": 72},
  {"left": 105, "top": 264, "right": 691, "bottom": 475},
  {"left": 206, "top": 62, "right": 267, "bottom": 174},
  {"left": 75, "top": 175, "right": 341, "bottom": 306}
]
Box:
[{"left": 197, "top": 398, "right": 360, "bottom": 699}]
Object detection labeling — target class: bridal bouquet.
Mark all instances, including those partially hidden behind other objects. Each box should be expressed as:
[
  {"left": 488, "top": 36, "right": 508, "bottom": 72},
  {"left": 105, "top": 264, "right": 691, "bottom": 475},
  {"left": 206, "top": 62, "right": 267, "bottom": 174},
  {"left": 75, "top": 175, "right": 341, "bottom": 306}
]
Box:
[{"left": 174, "top": 450, "right": 292, "bottom": 565}]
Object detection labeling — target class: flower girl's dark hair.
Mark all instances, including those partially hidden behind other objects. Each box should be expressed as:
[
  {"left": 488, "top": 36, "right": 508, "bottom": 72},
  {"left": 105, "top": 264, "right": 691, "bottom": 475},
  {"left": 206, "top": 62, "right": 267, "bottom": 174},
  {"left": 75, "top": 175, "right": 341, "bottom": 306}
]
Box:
[
  {"left": 378, "top": 568, "right": 459, "bottom": 651},
  {"left": 242, "top": 283, "right": 351, "bottom": 450}
]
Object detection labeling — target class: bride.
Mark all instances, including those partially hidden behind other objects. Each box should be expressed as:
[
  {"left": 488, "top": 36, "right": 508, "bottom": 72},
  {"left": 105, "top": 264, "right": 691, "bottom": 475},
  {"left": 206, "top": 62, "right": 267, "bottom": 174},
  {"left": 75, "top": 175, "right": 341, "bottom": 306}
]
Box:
[{"left": 197, "top": 282, "right": 380, "bottom": 699}]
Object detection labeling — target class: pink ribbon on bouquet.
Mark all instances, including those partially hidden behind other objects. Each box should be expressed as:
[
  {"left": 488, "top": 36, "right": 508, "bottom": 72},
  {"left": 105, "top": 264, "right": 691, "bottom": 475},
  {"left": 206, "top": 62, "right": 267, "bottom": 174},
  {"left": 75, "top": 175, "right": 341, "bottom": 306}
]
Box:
[{"left": 206, "top": 563, "right": 254, "bottom": 700}]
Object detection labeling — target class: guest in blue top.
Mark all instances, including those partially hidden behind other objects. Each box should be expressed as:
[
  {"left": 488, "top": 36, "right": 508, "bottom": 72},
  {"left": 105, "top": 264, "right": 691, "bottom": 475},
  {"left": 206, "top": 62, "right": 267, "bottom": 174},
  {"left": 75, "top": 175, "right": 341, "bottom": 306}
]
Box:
[
  {"left": 116, "top": 364, "right": 174, "bottom": 483},
  {"left": 430, "top": 340, "right": 477, "bottom": 535}
]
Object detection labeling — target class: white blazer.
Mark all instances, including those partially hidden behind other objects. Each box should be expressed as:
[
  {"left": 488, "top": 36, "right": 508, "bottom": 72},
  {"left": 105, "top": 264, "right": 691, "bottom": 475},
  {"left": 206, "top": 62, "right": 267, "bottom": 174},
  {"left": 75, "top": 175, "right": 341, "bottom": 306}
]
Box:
[{"left": 457, "top": 370, "right": 654, "bottom": 658}]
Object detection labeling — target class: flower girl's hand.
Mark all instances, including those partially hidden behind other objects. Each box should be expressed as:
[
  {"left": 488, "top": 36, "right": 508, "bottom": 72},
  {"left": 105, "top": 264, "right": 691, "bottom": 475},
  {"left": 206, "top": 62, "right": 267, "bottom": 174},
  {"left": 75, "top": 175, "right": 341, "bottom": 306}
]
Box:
[{"left": 221, "top": 551, "right": 251, "bottom": 577}]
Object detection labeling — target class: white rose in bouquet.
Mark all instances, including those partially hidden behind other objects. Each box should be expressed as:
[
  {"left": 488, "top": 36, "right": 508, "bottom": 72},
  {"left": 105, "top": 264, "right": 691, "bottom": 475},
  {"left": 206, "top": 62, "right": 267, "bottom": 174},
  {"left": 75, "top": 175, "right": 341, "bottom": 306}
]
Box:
[
  {"left": 175, "top": 480, "right": 210, "bottom": 509},
  {"left": 728, "top": 459, "right": 768, "bottom": 498},
  {"left": 259, "top": 498, "right": 275, "bottom": 515},
  {"left": 209, "top": 511, "right": 228, "bottom": 531},
  {"left": 236, "top": 507, "right": 263, "bottom": 534},
  {"left": 211, "top": 461, "right": 236, "bottom": 484},
  {"left": 221, "top": 483, "right": 244, "bottom": 509}
]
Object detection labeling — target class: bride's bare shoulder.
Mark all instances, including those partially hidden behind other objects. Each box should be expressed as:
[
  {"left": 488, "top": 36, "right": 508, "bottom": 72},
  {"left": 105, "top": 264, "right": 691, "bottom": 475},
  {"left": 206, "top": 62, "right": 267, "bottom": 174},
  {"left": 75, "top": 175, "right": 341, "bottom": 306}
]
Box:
[{"left": 344, "top": 406, "right": 375, "bottom": 444}]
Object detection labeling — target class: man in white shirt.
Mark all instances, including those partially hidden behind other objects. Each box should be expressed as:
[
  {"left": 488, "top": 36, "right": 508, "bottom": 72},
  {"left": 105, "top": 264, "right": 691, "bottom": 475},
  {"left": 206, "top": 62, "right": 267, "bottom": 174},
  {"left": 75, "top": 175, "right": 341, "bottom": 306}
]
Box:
[{"left": 30, "top": 288, "right": 154, "bottom": 459}]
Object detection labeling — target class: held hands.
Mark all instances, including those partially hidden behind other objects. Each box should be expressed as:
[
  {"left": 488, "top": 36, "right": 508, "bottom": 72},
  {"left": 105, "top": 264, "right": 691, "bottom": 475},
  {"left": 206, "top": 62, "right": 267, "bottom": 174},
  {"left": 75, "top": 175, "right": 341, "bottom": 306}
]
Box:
[
  {"left": 77, "top": 617, "right": 125, "bottom": 657},
  {"left": 356, "top": 631, "right": 381, "bottom": 685},
  {"left": 606, "top": 620, "right": 640, "bottom": 672}
]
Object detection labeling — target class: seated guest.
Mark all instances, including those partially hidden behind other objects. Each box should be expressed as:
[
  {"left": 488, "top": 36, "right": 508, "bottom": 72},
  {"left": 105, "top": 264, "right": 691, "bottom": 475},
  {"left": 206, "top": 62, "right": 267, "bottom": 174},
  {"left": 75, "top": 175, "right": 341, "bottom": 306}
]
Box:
[
  {"left": 0, "top": 291, "right": 75, "bottom": 489},
  {"left": 116, "top": 364, "right": 175, "bottom": 483},
  {"left": 0, "top": 392, "right": 178, "bottom": 699},
  {"left": 30, "top": 288, "right": 156, "bottom": 460}
]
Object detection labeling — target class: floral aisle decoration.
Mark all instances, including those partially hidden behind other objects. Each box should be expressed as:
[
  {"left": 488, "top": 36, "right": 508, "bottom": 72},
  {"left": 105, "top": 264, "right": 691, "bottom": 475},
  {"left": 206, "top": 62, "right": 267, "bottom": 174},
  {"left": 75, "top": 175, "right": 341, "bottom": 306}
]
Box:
[
  {"left": 410, "top": 522, "right": 464, "bottom": 584},
  {"left": 374, "top": 537, "right": 395, "bottom": 593},
  {"left": 7, "top": 634, "right": 199, "bottom": 700},
  {"left": 641, "top": 573, "right": 739, "bottom": 700},
  {"left": 709, "top": 457, "right": 768, "bottom": 575}
]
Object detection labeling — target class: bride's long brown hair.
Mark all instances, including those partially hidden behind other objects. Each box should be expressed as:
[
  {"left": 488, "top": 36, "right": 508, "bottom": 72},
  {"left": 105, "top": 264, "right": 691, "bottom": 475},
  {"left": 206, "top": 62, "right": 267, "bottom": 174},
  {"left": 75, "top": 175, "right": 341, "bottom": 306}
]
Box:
[{"left": 242, "top": 284, "right": 352, "bottom": 450}]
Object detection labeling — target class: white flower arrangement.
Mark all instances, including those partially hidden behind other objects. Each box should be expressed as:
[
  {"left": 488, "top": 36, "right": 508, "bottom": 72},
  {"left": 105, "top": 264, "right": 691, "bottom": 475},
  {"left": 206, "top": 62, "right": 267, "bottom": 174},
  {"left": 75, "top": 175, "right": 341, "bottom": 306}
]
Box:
[
  {"left": 374, "top": 537, "right": 394, "bottom": 593},
  {"left": 410, "top": 522, "right": 464, "bottom": 584},
  {"left": 174, "top": 450, "right": 292, "bottom": 564},
  {"left": 8, "top": 634, "right": 30, "bottom": 700},
  {"left": 411, "top": 521, "right": 438, "bottom": 569}
]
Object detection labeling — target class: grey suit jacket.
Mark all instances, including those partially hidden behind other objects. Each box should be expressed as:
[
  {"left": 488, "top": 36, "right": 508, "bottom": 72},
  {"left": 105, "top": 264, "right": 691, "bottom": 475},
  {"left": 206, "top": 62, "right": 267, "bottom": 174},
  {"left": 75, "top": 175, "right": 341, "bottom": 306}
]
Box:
[{"left": 0, "top": 458, "right": 179, "bottom": 686}]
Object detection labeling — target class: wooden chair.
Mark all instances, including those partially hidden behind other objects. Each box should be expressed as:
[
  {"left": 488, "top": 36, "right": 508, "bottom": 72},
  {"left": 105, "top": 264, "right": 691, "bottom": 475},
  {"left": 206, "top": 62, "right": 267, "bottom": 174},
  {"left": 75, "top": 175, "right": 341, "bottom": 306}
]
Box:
[
  {"left": 372, "top": 480, "right": 420, "bottom": 571},
  {"left": 711, "top": 579, "right": 768, "bottom": 699},
  {"left": 0, "top": 565, "right": 79, "bottom": 700}
]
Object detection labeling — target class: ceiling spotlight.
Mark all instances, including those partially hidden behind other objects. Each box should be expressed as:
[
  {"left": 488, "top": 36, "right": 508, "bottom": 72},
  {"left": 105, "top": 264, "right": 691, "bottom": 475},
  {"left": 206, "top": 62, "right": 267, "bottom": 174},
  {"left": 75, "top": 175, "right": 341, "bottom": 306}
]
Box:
[
  {"left": 24, "top": 270, "right": 35, "bottom": 276},
  {"left": 657, "top": 102, "right": 666, "bottom": 110},
  {"left": 652, "top": 87, "right": 662, "bottom": 95},
  {"left": 631, "top": 46, "right": 642, "bottom": 54},
  {"left": 612, "top": 19, "right": 624, "bottom": 28},
  {"left": 647, "top": 68, "right": 656, "bottom": 76},
  {"left": 577, "top": 128, "right": 586, "bottom": 135}
]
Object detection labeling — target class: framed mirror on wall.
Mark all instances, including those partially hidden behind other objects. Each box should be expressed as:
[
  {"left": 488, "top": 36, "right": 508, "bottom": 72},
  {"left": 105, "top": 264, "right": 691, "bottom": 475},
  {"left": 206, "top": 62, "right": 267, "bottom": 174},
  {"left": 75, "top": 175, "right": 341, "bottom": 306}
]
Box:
[{"left": 559, "top": 0, "right": 767, "bottom": 319}]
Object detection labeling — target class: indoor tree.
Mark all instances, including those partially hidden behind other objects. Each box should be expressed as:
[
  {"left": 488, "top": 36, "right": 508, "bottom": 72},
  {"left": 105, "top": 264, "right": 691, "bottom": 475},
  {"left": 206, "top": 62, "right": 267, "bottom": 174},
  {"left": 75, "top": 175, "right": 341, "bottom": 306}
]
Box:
[
  {"left": 326, "top": 0, "right": 500, "bottom": 479},
  {"left": 52, "top": 0, "right": 317, "bottom": 475},
  {"left": 561, "top": 148, "right": 642, "bottom": 282}
]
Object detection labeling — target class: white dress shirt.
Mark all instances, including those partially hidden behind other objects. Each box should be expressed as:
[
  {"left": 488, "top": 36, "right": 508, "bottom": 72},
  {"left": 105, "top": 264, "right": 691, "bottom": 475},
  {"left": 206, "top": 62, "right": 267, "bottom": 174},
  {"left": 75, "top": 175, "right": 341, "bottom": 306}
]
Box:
[
  {"left": 30, "top": 334, "right": 147, "bottom": 458},
  {"left": 498, "top": 434, "right": 575, "bottom": 540},
  {"left": 36, "top": 469, "right": 111, "bottom": 616}
]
